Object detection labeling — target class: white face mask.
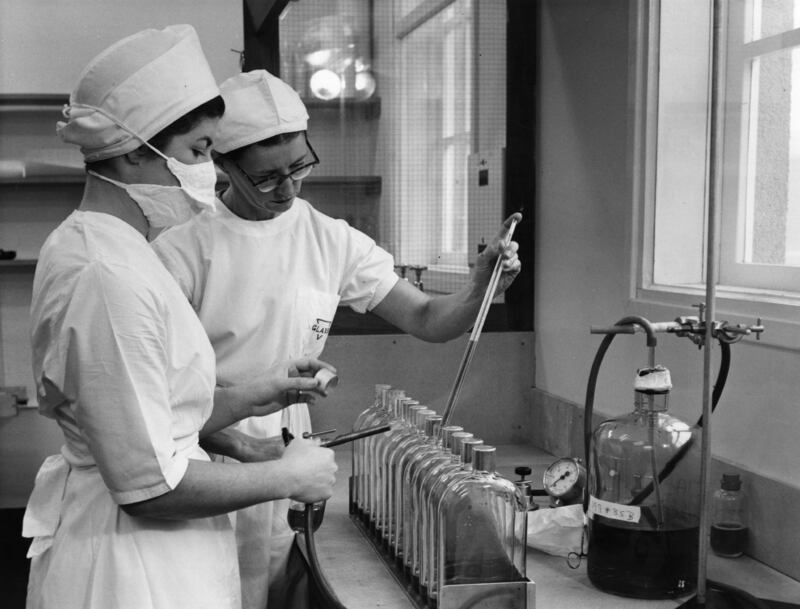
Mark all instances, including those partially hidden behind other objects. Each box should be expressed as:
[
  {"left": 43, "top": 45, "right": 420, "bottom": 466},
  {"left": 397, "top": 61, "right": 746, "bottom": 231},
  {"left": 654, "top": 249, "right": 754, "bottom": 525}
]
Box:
[
  {"left": 88, "top": 169, "right": 215, "bottom": 235},
  {"left": 67, "top": 102, "right": 217, "bottom": 230},
  {"left": 157, "top": 149, "right": 218, "bottom": 209}
]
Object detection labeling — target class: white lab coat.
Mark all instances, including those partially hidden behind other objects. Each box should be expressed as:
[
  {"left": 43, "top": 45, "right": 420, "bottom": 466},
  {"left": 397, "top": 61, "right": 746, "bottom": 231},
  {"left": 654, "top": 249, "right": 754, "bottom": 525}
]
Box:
[
  {"left": 24, "top": 211, "right": 240, "bottom": 609},
  {"left": 152, "top": 198, "right": 398, "bottom": 608}
]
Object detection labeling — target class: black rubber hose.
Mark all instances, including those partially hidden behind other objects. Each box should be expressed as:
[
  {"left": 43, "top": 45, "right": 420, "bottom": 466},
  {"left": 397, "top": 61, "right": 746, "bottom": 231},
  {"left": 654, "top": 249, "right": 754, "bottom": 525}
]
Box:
[
  {"left": 628, "top": 338, "right": 730, "bottom": 505},
  {"left": 583, "top": 332, "right": 616, "bottom": 513},
  {"left": 304, "top": 504, "right": 348, "bottom": 609},
  {"left": 582, "top": 315, "right": 657, "bottom": 512},
  {"left": 582, "top": 317, "right": 731, "bottom": 511}
]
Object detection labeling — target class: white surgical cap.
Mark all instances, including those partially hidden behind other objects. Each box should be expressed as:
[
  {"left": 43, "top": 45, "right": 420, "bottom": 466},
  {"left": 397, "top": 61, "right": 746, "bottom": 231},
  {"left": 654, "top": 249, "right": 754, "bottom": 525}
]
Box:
[
  {"left": 57, "top": 24, "right": 220, "bottom": 162},
  {"left": 214, "top": 70, "right": 308, "bottom": 154}
]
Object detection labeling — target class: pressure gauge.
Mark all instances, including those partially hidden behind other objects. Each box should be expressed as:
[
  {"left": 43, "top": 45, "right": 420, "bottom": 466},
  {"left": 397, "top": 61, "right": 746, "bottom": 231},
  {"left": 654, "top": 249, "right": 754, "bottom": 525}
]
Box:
[{"left": 542, "top": 457, "right": 586, "bottom": 505}]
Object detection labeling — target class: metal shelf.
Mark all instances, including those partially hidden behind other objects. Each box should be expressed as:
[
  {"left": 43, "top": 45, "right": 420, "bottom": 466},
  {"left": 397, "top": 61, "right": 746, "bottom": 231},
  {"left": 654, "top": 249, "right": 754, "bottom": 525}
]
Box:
[
  {"left": 0, "top": 94, "right": 381, "bottom": 118},
  {"left": 0, "top": 94, "right": 68, "bottom": 113},
  {"left": 0, "top": 259, "right": 37, "bottom": 269},
  {"left": 303, "top": 96, "right": 381, "bottom": 120},
  {"left": 0, "top": 175, "right": 85, "bottom": 186},
  {"left": 1, "top": 174, "right": 381, "bottom": 193},
  {"left": 302, "top": 175, "right": 382, "bottom": 195}
]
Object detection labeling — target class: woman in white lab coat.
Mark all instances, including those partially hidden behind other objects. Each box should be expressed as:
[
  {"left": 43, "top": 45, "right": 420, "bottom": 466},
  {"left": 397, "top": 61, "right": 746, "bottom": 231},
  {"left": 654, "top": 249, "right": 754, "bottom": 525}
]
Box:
[
  {"left": 23, "top": 26, "right": 337, "bottom": 609},
  {"left": 151, "top": 69, "right": 521, "bottom": 609}
]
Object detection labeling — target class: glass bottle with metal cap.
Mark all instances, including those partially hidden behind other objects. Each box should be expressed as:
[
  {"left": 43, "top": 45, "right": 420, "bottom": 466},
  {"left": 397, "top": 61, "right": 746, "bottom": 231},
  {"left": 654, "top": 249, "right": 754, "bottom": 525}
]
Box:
[
  {"left": 399, "top": 414, "right": 444, "bottom": 577},
  {"left": 382, "top": 402, "right": 429, "bottom": 549},
  {"left": 408, "top": 424, "right": 463, "bottom": 590},
  {"left": 352, "top": 384, "right": 392, "bottom": 519},
  {"left": 425, "top": 436, "right": 485, "bottom": 606},
  {"left": 710, "top": 473, "right": 748, "bottom": 558},
  {"left": 435, "top": 445, "right": 527, "bottom": 602},
  {"left": 419, "top": 433, "right": 479, "bottom": 601},
  {"left": 389, "top": 408, "right": 437, "bottom": 560},
  {"left": 375, "top": 397, "right": 419, "bottom": 545},
  {"left": 366, "top": 388, "right": 405, "bottom": 530}
]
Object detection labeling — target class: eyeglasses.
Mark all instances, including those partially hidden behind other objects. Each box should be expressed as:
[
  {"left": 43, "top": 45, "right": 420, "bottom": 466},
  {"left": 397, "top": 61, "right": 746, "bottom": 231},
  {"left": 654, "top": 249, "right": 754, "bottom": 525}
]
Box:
[{"left": 235, "top": 140, "right": 320, "bottom": 193}]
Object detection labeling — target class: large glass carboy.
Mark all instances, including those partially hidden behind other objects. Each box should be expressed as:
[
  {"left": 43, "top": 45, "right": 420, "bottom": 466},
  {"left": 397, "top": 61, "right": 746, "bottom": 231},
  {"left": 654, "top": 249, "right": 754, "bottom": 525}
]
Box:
[{"left": 587, "top": 365, "right": 701, "bottom": 599}]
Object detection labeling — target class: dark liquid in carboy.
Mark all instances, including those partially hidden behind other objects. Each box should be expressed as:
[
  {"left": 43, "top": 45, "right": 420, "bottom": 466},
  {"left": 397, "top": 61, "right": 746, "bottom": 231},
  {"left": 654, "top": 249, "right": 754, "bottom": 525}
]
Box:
[{"left": 588, "top": 513, "right": 698, "bottom": 599}]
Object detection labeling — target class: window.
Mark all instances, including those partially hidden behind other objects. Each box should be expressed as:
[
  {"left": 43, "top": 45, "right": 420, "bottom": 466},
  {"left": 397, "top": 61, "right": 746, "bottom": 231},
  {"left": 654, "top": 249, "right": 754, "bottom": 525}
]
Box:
[
  {"left": 396, "top": 0, "right": 474, "bottom": 284},
  {"left": 638, "top": 0, "right": 800, "bottom": 303},
  {"left": 277, "top": 0, "right": 506, "bottom": 297}
]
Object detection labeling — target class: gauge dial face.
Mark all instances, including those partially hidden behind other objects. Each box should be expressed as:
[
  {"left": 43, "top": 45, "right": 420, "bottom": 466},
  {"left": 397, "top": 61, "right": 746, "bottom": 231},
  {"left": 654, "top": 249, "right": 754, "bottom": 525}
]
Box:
[{"left": 543, "top": 457, "right": 585, "bottom": 498}]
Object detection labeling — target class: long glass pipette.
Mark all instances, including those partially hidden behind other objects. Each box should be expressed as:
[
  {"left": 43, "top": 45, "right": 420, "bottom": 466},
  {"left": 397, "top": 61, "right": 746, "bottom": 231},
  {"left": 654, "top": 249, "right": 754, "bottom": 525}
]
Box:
[{"left": 441, "top": 217, "right": 519, "bottom": 427}]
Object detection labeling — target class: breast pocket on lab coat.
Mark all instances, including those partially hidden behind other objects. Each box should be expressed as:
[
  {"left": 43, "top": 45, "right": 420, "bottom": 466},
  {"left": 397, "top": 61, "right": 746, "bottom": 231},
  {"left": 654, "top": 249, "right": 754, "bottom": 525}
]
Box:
[{"left": 294, "top": 287, "right": 340, "bottom": 359}]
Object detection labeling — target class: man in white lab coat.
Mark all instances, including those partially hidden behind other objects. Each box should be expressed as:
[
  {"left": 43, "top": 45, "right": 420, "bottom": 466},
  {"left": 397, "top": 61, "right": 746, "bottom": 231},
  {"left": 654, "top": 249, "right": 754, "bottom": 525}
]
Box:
[{"left": 151, "top": 69, "right": 521, "bottom": 609}]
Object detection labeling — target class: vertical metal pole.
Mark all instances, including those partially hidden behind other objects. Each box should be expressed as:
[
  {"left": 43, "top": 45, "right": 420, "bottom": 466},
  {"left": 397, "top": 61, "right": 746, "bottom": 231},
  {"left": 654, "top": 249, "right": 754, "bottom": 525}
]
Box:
[{"left": 697, "top": 0, "right": 728, "bottom": 603}]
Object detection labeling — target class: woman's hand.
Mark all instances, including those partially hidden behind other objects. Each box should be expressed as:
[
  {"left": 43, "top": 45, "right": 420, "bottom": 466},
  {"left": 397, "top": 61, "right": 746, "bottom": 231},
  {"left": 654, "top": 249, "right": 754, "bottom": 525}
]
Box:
[
  {"left": 245, "top": 357, "right": 338, "bottom": 417},
  {"left": 281, "top": 438, "right": 338, "bottom": 504},
  {"left": 205, "top": 358, "right": 338, "bottom": 436},
  {"left": 472, "top": 212, "right": 522, "bottom": 298}
]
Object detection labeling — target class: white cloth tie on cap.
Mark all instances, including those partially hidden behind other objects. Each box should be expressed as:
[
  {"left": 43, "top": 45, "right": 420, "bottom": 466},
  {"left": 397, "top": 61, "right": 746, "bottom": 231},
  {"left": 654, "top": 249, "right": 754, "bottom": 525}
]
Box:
[{"left": 22, "top": 454, "right": 70, "bottom": 558}]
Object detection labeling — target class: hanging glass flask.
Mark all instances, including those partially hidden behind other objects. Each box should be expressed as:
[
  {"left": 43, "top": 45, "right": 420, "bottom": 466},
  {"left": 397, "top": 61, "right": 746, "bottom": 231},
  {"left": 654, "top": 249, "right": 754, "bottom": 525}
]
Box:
[{"left": 587, "top": 365, "right": 701, "bottom": 599}]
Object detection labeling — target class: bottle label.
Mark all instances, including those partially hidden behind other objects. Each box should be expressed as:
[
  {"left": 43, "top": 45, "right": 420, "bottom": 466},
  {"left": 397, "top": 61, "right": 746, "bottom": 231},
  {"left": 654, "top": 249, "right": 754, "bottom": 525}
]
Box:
[{"left": 588, "top": 496, "right": 641, "bottom": 523}]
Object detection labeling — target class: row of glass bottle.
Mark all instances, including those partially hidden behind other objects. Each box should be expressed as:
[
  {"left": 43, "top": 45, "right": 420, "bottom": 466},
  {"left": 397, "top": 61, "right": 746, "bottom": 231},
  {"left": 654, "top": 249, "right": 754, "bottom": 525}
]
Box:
[{"left": 350, "top": 385, "right": 528, "bottom": 607}]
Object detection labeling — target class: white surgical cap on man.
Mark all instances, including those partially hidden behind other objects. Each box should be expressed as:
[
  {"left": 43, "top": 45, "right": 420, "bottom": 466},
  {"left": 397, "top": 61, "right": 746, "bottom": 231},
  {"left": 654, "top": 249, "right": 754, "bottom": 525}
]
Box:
[
  {"left": 57, "top": 24, "right": 220, "bottom": 162},
  {"left": 214, "top": 70, "right": 308, "bottom": 155}
]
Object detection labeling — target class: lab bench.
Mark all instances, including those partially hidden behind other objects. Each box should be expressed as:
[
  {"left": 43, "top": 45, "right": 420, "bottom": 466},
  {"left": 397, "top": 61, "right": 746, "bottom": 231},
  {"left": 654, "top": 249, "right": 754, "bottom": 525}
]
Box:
[{"left": 315, "top": 445, "right": 800, "bottom": 609}]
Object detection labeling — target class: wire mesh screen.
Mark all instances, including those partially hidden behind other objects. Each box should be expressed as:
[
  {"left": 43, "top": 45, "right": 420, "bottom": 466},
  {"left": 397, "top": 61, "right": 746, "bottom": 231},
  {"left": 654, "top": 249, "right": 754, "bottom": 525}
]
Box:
[{"left": 279, "top": 0, "right": 505, "bottom": 296}]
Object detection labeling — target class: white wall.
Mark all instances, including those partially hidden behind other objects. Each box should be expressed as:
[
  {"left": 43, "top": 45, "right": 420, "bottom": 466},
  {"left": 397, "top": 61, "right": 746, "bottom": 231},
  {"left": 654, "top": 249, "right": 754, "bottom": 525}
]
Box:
[
  {"left": 535, "top": 0, "right": 800, "bottom": 489},
  {"left": 0, "top": 0, "right": 243, "bottom": 94}
]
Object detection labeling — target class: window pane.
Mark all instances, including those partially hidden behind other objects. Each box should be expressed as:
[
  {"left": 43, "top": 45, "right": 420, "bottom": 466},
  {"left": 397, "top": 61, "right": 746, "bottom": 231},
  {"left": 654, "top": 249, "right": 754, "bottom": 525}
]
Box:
[
  {"left": 750, "top": 0, "right": 799, "bottom": 42},
  {"left": 398, "top": 0, "right": 473, "bottom": 280},
  {"left": 395, "top": 0, "right": 429, "bottom": 20},
  {"left": 651, "top": 0, "right": 711, "bottom": 286},
  {"left": 741, "top": 46, "right": 800, "bottom": 266},
  {"left": 279, "top": 0, "right": 490, "bottom": 297}
]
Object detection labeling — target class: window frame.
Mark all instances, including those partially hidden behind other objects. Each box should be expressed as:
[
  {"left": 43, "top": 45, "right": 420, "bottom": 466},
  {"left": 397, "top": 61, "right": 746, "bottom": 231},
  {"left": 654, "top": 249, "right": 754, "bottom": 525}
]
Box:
[
  {"left": 631, "top": 0, "right": 800, "bottom": 353},
  {"left": 394, "top": 0, "right": 475, "bottom": 280},
  {"left": 259, "top": 0, "right": 534, "bottom": 334},
  {"left": 719, "top": 3, "right": 800, "bottom": 290}
]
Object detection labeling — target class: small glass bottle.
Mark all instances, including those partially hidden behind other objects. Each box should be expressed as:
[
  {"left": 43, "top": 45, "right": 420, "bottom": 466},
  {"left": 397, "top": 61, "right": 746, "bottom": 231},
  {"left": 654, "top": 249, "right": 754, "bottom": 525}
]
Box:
[
  {"left": 711, "top": 473, "right": 748, "bottom": 558},
  {"left": 382, "top": 403, "right": 428, "bottom": 549},
  {"left": 408, "top": 425, "right": 463, "bottom": 590},
  {"left": 389, "top": 408, "right": 437, "bottom": 561},
  {"left": 428, "top": 437, "right": 485, "bottom": 605},
  {"left": 400, "top": 415, "right": 444, "bottom": 577},
  {"left": 436, "top": 445, "right": 527, "bottom": 602},
  {"left": 353, "top": 384, "right": 392, "bottom": 519},
  {"left": 378, "top": 399, "right": 428, "bottom": 551},
  {"left": 424, "top": 437, "right": 484, "bottom": 607},
  {"left": 372, "top": 395, "right": 411, "bottom": 536},
  {"left": 375, "top": 398, "right": 419, "bottom": 545},
  {"left": 418, "top": 432, "right": 475, "bottom": 600},
  {"left": 366, "top": 388, "right": 405, "bottom": 530}
]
